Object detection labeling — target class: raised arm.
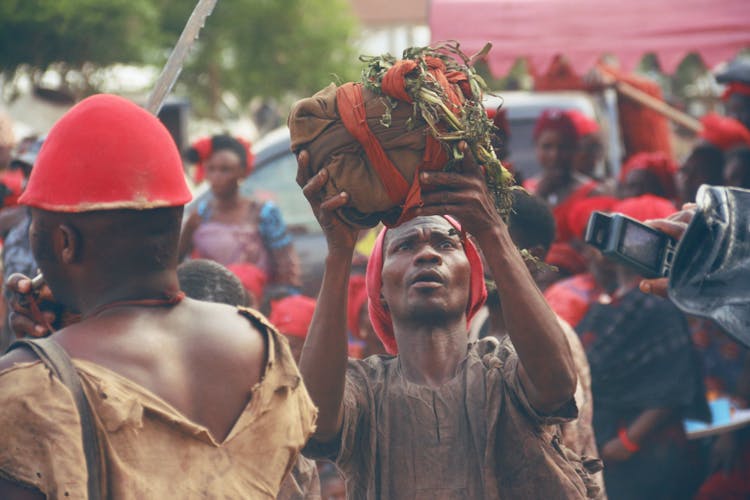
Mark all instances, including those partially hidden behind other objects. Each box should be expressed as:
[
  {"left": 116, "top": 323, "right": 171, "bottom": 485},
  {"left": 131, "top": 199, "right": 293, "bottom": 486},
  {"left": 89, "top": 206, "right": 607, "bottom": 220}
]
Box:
[
  {"left": 416, "top": 142, "right": 576, "bottom": 413},
  {"left": 296, "top": 151, "right": 359, "bottom": 441}
]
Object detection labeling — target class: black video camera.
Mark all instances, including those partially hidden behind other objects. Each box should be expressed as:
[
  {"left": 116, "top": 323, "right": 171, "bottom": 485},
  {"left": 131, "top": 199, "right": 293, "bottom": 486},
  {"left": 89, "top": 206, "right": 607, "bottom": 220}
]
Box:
[{"left": 584, "top": 211, "right": 677, "bottom": 278}]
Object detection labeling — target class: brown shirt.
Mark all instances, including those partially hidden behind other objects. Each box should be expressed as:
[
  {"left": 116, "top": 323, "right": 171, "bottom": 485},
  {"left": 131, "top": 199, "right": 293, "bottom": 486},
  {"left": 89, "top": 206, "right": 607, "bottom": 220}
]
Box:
[
  {"left": 0, "top": 308, "right": 317, "bottom": 499},
  {"left": 306, "top": 336, "right": 598, "bottom": 499}
]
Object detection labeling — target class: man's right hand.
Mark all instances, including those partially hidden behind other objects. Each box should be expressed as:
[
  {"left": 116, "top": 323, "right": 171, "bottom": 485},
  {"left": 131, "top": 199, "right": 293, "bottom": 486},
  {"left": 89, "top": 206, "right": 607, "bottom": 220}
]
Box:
[
  {"left": 6, "top": 273, "right": 58, "bottom": 338},
  {"left": 640, "top": 205, "right": 696, "bottom": 297},
  {"left": 296, "top": 150, "right": 359, "bottom": 254}
]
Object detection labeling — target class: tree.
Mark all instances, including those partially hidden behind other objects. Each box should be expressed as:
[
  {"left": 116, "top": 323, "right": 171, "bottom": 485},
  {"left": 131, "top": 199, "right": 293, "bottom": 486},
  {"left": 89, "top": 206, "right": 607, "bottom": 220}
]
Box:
[
  {"left": 161, "top": 0, "right": 359, "bottom": 116},
  {"left": 0, "top": 0, "right": 160, "bottom": 97},
  {"left": 1, "top": 0, "right": 360, "bottom": 116}
]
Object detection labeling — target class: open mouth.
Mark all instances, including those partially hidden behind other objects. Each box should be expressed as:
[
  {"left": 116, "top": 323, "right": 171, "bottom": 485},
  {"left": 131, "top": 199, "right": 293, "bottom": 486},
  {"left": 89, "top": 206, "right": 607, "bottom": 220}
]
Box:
[{"left": 409, "top": 270, "right": 445, "bottom": 287}]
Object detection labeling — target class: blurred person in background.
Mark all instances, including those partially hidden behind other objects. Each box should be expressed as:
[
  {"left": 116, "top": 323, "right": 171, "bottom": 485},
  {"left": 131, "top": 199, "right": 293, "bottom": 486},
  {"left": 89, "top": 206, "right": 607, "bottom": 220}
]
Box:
[
  {"left": 524, "top": 109, "right": 602, "bottom": 242},
  {"left": 716, "top": 59, "right": 750, "bottom": 132},
  {"left": 543, "top": 196, "right": 619, "bottom": 329},
  {"left": 0, "top": 113, "right": 14, "bottom": 171},
  {"left": 575, "top": 195, "right": 709, "bottom": 500},
  {"left": 346, "top": 274, "right": 387, "bottom": 359},
  {"left": 568, "top": 110, "right": 605, "bottom": 180},
  {"left": 677, "top": 144, "right": 725, "bottom": 204},
  {"left": 179, "top": 134, "right": 300, "bottom": 292},
  {"left": 269, "top": 294, "right": 316, "bottom": 363},
  {"left": 227, "top": 262, "right": 267, "bottom": 309},
  {"left": 723, "top": 147, "right": 750, "bottom": 189},
  {"left": 618, "top": 151, "right": 678, "bottom": 202}
]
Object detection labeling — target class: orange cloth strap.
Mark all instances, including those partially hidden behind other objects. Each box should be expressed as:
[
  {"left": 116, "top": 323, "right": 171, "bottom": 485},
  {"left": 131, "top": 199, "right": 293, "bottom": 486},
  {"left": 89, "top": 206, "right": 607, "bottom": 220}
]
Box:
[{"left": 336, "top": 82, "right": 411, "bottom": 207}]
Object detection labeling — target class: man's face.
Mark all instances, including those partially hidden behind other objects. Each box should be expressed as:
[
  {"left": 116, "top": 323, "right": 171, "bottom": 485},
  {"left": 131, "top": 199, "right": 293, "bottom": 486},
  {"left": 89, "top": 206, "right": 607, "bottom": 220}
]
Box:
[
  {"left": 573, "top": 134, "right": 603, "bottom": 177},
  {"left": 380, "top": 216, "right": 471, "bottom": 325},
  {"left": 677, "top": 155, "right": 707, "bottom": 204}
]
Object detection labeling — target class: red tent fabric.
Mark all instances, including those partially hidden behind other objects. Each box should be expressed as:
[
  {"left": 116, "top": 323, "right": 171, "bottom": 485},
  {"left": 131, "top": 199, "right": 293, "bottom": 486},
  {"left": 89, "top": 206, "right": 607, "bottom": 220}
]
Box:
[{"left": 430, "top": 0, "right": 750, "bottom": 76}]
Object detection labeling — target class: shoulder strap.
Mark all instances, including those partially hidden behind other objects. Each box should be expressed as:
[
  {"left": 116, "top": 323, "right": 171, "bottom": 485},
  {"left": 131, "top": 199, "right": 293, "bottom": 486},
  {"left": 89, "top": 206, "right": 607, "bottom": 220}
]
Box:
[{"left": 8, "top": 338, "right": 104, "bottom": 500}]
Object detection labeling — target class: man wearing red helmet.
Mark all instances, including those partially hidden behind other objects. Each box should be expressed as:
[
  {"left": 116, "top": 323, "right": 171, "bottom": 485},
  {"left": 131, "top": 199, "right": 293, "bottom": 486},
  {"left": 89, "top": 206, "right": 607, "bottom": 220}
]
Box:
[{"left": 0, "top": 95, "right": 316, "bottom": 499}]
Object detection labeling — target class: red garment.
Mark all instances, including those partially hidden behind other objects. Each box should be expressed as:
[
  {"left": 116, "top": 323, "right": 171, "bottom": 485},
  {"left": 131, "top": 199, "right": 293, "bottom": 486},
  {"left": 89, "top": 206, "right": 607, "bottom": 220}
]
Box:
[
  {"left": 20, "top": 94, "right": 191, "bottom": 212},
  {"left": 618, "top": 151, "right": 678, "bottom": 200},
  {"left": 533, "top": 109, "right": 579, "bottom": 144},
  {"left": 0, "top": 169, "right": 25, "bottom": 207},
  {"left": 699, "top": 113, "right": 750, "bottom": 151},
  {"left": 226, "top": 263, "right": 267, "bottom": 304},
  {"left": 365, "top": 216, "right": 487, "bottom": 355},
  {"left": 268, "top": 295, "right": 316, "bottom": 339},
  {"left": 695, "top": 446, "right": 750, "bottom": 500},
  {"left": 567, "top": 110, "right": 600, "bottom": 137},
  {"left": 347, "top": 274, "right": 368, "bottom": 339},
  {"left": 555, "top": 180, "right": 599, "bottom": 242},
  {"left": 613, "top": 194, "right": 677, "bottom": 222},
  {"left": 722, "top": 82, "right": 750, "bottom": 101},
  {"left": 545, "top": 242, "right": 587, "bottom": 276},
  {"left": 565, "top": 195, "right": 619, "bottom": 240},
  {"left": 544, "top": 273, "right": 601, "bottom": 328}
]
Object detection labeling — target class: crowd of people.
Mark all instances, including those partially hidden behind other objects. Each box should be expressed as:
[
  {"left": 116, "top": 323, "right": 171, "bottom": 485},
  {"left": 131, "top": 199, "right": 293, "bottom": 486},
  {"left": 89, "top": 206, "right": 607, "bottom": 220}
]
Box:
[{"left": 0, "top": 59, "right": 748, "bottom": 500}]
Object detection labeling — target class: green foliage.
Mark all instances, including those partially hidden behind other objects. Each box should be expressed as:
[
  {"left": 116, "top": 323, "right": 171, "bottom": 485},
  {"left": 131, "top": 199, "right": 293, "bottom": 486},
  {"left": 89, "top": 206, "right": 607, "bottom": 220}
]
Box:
[
  {"left": 0, "top": 0, "right": 160, "bottom": 72},
  {"left": 163, "top": 0, "right": 359, "bottom": 114}
]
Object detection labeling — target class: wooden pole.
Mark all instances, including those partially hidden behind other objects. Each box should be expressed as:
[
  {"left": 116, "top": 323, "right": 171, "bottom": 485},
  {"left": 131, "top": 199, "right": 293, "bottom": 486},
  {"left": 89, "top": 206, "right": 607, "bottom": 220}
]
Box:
[{"left": 598, "top": 67, "right": 702, "bottom": 134}]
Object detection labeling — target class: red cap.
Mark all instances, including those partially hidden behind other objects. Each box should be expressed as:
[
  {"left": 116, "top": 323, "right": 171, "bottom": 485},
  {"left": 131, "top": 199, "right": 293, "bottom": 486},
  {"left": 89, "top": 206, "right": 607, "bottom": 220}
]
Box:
[
  {"left": 226, "top": 263, "right": 267, "bottom": 304},
  {"left": 269, "top": 295, "right": 316, "bottom": 339},
  {"left": 566, "top": 195, "right": 619, "bottom": 239},
  {"left": 613, "top": 195, "right": 676, "bottom": 222},
  {"left": 567, "top": 110, "right": 600, "bottom": 137},
  {"left": 19, "top": 94, "right": 191, "bottom": 212},
  {"left": 533, "top": 109, "right": 579, "bottom": 144},
  {"left": 699, "top": 113, "right": 750, "bottom": 151}
]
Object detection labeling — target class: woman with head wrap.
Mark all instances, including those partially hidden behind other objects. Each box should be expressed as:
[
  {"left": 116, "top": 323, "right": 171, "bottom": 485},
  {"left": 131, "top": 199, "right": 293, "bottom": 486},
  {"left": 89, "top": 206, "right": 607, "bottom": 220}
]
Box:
[
  {"left": 525, "top": 109, "right": 602, "bottom": 242},
  {"left": 618, "top": 151, "right": 678, "bottom": 201},
  {"left": 179, "top": 134, "right": 301, "bottom": 291}
]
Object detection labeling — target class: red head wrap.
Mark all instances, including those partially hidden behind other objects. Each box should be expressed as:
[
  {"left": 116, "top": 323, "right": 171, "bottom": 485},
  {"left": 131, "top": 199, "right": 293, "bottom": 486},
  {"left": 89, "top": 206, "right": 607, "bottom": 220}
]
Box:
[
  {"left": 618, "top": 152, "right": 678, "bottom": 199},
  {"left": 567, "top": 110, "right": 600, "bottom": 137},
  {"left": 545, "top": 242, "right": 587, "bottom": 276},
  {"left": 226, "top": 263, "right": 267, "bottom": 304},
  {"left": 533, "top": 109, "right": 579, "bottom": 145},
  {"left": 566, "top": 196, "right": 619, "bottom": 240},
  {"left": 612, "top": 195, "right": 677, "bottom": 222},
  {"left": 20, "top": 94, "right": 191, "bottom": 212},
  {"left": 699, "top": 113, "right": 750, "bottom": 151},
  {"left": 347, "top": 274, "right": 368, "bottom": 339},
  {"left": 268, "top": 295, "right": 316, "bottom": 339},
  {"left": 365, "top": 216, "right": 487, "bottom": 355}
]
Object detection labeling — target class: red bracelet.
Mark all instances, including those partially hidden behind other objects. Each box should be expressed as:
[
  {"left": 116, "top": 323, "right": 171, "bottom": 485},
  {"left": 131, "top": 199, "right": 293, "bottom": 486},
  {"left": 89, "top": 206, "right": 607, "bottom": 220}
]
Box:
[{"left": 618, "top": 428, "right": 640, "bottom": 453}]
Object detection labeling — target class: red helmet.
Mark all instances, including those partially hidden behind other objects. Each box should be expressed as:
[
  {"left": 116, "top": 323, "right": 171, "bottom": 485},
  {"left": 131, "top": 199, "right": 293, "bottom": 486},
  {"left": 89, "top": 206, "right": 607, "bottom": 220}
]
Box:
[{"left": 19, "top": 94, "right": 191, "bottom": 212}]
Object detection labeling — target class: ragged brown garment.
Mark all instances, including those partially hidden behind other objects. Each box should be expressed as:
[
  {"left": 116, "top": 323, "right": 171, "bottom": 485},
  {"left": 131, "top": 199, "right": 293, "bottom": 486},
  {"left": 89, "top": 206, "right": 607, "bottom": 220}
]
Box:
[
  {"left": 288, "top": 83, "right": 431, "bottom": 227},
  {"left": 276, "top": 455, "right": 321, "bottom": 500},
  {"left": 305, "top": 336, "right": 600, "bottom": 499},
  {"left": 0, "top": 308, "right": 317, "bottom": 499},
  {"left": 558, "top": 319, "right": 607, "bottom": 499}
]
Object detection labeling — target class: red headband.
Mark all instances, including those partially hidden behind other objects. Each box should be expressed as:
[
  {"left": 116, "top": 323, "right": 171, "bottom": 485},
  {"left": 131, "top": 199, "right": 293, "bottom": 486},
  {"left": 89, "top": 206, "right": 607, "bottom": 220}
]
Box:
[
  {"left": 722, "top": 82, "right": 750, "bottom": 101},
  {"left": 612, "top": 195, "right": 676, "bottom": 222},
  {"left": 699, "top": 113, "right": 750, "bottom": 151},
  {"left": 533, "top": 109, "right": 579, "bottom": 144},
  {"left": 365, "top": 216, "right": 487, "bottom": 355}
]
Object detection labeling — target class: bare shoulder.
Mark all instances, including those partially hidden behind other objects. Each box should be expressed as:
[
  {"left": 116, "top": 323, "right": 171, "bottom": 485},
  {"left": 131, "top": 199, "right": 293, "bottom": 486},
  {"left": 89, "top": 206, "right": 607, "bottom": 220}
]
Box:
[{"left": 180, "top": 299, "right": 268, "bottom": 378}]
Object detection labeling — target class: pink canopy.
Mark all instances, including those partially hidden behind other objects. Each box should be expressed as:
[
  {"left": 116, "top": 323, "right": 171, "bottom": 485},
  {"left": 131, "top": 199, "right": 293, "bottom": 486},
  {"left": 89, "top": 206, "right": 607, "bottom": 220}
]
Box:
[{"left": 430, "top": 0, "right": 750, "bottom": 76}]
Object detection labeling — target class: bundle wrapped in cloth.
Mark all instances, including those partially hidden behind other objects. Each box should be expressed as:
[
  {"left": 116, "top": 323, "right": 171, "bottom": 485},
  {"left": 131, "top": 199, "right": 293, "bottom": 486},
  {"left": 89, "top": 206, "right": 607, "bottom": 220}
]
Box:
[{"left": 289, "top": 43, "right": 514, "bottom": 228}]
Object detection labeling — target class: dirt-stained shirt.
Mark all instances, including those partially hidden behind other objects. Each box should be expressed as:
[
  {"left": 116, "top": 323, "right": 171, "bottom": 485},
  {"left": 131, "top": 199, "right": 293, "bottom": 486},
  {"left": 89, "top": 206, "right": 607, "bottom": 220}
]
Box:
[
  {"left": 305, "top": 336, "right": 600, "bottom": 499},
  {"left": 0, "top": 308, "right": 317, "bottom": 499}
]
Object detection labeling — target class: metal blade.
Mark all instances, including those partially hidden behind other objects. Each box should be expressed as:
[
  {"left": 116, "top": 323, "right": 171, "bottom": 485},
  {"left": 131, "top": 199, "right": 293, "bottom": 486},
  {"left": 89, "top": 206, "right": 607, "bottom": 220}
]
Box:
[{"left": 146, "top": 0, "right": 218, "bottom": 115}]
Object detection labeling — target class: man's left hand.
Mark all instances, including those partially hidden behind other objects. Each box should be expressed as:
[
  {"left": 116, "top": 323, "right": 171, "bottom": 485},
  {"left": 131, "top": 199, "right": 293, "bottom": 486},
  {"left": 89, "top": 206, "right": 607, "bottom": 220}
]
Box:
[{"left": 415, "top": 141, "right": 504, "bottom": 241}]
